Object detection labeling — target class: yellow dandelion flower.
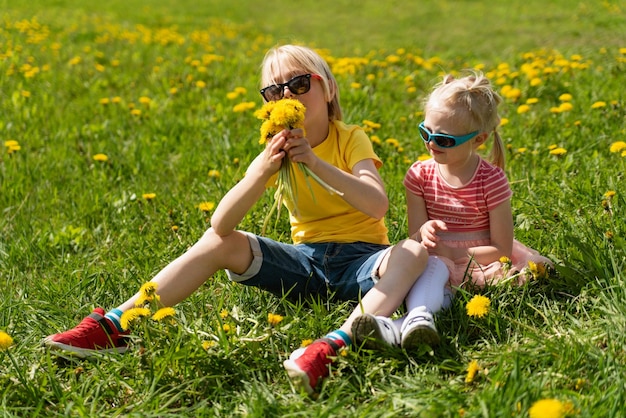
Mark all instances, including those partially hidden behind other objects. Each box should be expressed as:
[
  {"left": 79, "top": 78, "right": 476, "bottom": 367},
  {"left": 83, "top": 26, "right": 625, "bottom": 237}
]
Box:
[
  {"left": 92, "top": 153, "right": 108, "bottom": 162},
  {"left": 142, "top": 193, "right": 156, "bottom": 200},
  {"left": 350, "top": 82, "right": 362, "bottom": 89},
  {"left": 202, "top": 340, "right": 216, "bottom": 350},
  {"left": 385, "top": 138, "right": 400, "bottom": 148},
  {"left": 131, "top": 109, "right": 142, "bottom": 116},
  {"left": 140, "top": 281, "right": 158, "bottom": 297},
  {"left": 370, "top": 135, "right": 381, "bottom": 145},
  {"left": 268, "top": 313, "right": 284, "bottom": 326},
  {"left": 222, "top": 324, "right": 231, "bottom": 333},
  {"left": 530, "top": 77, "right": 542, "bottom": 86},
  {"left": 226, "top": 91, "right": 239, "bottom": 100},
  {"left": 152, "top": 307, "right": 175, "bottom": 321},
  {"left": 528, "top": 261, "right": 547, "bottom": 280},
  {"left": 529, "top": 399, "right": 566, "bottom": 418},
  {"left": 0, "top": 331, "right": 14, "bottom": 350},
  {"left": 609, "top": 141, "right": 626, "bottom": 153},
  {"left": 139, "top": 96, "right": 151, "bottom": 105},
  {"left": 233, "top": 101, "right": 256, "bottom": 113},
  {"left": 604, "top": 190, "right": 616, "bottom": 199},
  {"left": 196, "top": 80, "right": 206, "bottom": 88},
  {"left": 171, "top": 225, "right": 179, "bottom": 232},
  {"left": 4, "top": 140, "right": 19, "bottom": 147},
  {"left": 549, "top": 147, "right": 567, "bottom": 156},
  {"left": 198, "top": 201, "right": 215, "bottom": 212},
  {"left": 120, "top": 307, "right": 151, "bottom": 330},
  {"left": 301, "top": 339, "right": 313, "bottom": 347},
  {"left": 99, "top": 97, "right": 110, "bottom": 105},
  {"left": 517, "top": 147, "right": 528, "bottom": 153},
  {"left": 208, "top": 169, "right": 220, "bottom": 178},
  {"left": 417, "top": 153, "right": 432, "bottom": 161},
  {"left": 169, "top": 87, "right": 178, "bottom": 95},
  {"left": 591, "top": 101, "right": 606, "bottom": 109},
  {"left": 499, "top": 256, "right": 511, "bottom": 264},
  {"left": 517, "top": 104, "right": 530, "bottom": 114},
  {"left": 526, "top": 98, "right": 539, "bottom": 104},
  {"left": 465, "top": 360, "right": 481, "bottom": 383},
  {"left": 112, "top": 96, "right": 122, "bottom": 104},
  {"left": 558, "top": 102, "right": 573, "bottom": 112},
  {"left": 499, "top": 118, "right": 509, "bottom": 126},
  {"left": 466, "top": 295, "right": 491, "bottom": 318},
  {"left": 220, "top": 309, "right": 229, "bottom": 319},
  {"left": 234, "top": 87, "right": 246, "bottom": 95},
  {"left": 558, "top": 93, "right": 572, "bottom": 102}
]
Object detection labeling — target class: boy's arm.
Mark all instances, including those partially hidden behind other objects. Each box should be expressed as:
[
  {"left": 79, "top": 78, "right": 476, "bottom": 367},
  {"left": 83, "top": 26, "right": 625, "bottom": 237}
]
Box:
[{"left": 211, "top": 132, "right": 286, "bottom": 235}]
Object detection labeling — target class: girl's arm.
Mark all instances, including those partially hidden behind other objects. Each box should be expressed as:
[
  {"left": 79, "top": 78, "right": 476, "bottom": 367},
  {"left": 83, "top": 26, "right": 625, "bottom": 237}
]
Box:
[
  {"left": 406, "top": 191, "right": 430, "bottom": 239},
  {"left": 465, "top": 199, "right": 514, "bottom": 263},
  {"left": 285, "top": 130, "right": 388, "bottom": 219},
  {"left": 210, "top": 131, "right": 287, "bottom": 235}
]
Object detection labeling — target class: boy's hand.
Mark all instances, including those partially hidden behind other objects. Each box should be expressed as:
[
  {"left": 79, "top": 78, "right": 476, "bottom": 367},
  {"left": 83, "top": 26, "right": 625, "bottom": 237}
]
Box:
[{"left": 282, "top": 128, "right": 317, "bottom": 168}]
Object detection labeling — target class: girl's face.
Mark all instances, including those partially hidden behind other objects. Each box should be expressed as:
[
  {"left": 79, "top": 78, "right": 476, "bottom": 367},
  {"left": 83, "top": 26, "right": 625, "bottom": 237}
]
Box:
[{"left": 422, "top": 101, "right": 480, "bottom": 165}]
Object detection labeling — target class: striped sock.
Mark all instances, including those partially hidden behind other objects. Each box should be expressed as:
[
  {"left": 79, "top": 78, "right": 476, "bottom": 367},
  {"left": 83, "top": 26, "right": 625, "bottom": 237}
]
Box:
[
  {"left": 324, "top": 329, "right": 352, "bottom": 347},
  {"left": 104, "top": 308, "right": 124, "bottom": 332}
]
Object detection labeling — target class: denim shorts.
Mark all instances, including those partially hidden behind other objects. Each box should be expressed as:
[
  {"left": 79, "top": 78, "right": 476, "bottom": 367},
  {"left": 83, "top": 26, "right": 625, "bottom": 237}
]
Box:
[{"left": 226, "top": 233, "right": 391, "bottom": 302}]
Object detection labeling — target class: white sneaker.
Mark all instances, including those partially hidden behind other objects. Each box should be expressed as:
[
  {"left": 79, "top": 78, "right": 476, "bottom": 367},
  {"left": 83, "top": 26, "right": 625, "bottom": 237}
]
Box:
[
  {"left": 401, "top": 307, "right": 440, "bottom": 350},
  {"left": 352, "top": 313, "right": 400, "bottom": 350}
]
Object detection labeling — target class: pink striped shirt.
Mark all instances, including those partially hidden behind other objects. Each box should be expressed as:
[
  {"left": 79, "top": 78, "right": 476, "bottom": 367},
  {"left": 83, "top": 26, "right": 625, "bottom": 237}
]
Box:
[{"left": 403, "top": 158, "right": 512, "bottom": 233}]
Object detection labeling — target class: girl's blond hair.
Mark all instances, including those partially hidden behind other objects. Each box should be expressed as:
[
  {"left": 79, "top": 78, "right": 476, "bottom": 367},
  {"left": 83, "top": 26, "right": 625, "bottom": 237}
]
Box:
[
  {"left": 425, "top": 72, "right": 505, "bottom": 168},
  {"left": 260, "top": 44, "right": 342, "bottom": 121}
]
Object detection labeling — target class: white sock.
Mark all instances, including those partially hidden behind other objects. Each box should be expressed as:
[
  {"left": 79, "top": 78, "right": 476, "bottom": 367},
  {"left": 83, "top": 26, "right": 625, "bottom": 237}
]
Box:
[{"left": 405, "top": 256, "right": 450, "bottom": 313}]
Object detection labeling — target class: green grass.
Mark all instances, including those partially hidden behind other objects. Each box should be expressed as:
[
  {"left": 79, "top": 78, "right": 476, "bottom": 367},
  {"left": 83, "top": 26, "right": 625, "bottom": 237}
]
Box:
[{"left": 1, "top": 0, "right": 625, "bottom": 416}]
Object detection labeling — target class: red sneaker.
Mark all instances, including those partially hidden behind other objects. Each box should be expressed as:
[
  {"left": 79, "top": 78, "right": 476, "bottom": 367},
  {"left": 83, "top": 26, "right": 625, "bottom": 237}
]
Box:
[
  {"left": 44, "top": 308, "right": 129, "bottom": 357},
  {"left": 283, "top": 338, "right": 345, "bottom": 395}
]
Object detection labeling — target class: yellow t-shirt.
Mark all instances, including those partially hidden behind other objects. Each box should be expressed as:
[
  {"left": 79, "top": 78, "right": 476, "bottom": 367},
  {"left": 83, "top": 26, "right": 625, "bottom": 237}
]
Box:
[{"left": 267, "top": 120, "right": 389, "bottom": 245}]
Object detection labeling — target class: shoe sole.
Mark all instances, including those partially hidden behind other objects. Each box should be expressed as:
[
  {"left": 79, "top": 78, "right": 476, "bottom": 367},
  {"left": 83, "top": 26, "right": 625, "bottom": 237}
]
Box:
[
  {"left": 44, "top": 338, "right": 128, "bottom": 358},
  {"left": 283, "top": 359, "right": 314, "bottom": 395},
  {"left": 401, "top": 325, "right": 440, "bottom": 351},
  {"left": 352, "top": 314, "right": 394, "bottom": 350}
]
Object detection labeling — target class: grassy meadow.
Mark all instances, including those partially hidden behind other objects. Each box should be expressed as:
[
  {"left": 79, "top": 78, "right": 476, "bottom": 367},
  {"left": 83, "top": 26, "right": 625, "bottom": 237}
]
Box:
[{"left": 1, "top": 0, "right": 626, "bottom": 416}]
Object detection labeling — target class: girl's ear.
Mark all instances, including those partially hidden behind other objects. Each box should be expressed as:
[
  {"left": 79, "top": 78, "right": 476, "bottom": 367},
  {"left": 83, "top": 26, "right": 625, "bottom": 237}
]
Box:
[{"left": 474, "top": 132, "right": 489, "bottom": 147}]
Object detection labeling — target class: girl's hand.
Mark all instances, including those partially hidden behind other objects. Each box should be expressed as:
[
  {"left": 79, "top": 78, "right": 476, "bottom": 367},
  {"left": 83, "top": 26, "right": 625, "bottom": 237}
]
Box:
[
  {"left": 282, "top": 128, "right": 318, "bottom": 168},
  {"left": 419, "top": 220, "right": 448, "bottom": 248}
]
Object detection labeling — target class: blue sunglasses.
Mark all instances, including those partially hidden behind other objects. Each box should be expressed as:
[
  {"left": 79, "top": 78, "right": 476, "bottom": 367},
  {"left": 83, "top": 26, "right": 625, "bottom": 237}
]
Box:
[{"left": 418, "top": 122, "right": 479, "bottom": 148}]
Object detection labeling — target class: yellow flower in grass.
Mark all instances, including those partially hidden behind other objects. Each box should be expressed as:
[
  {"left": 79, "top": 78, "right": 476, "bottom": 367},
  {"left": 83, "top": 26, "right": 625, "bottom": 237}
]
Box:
[
  {"left": 233, "top": 101, "right": 256, "bottom": 113},
  {"left": 528, "top": 261, "right": 547, "bottom": 280},
  {"left": 208, "top": 169, "right": 220, "bottom": 178},
  {"left": 120, "top": 307, "right": 151, "bottom": 330},
  {"left": 549, "top": 147, "right": 567, "bottom": 156},
  {"left": 142, "top": 193, "right": 156, "bottom": 200},
  {"left": 135, "top": 281, "right": 160, "bottom": 306},
  {"left": 591, "top": 101, "right": 606, "bottom": 109},
  {"left": 465, "top": 360, "right": 480, "bottom": 383},
  {"left": 93, "top": 153, "right": 109, "bottom": 162},
  {"left": 604, "top": 190, "right": 616, "bottom": 199},
  {"left": 529, "top": 398, "right": 566, "bottom": 418},
  {"left": 609, "top": 141, "right": 626, "bottom": 153},
  {"left": 202, "top": 340, "right": 216, "bottom": 350},
  {"left": 0, "top": 331, "right": 14, "bottom": 350},
  {"left": 220, "top": 309, "right": 229, "bottom": 319},
  {"left": 152, "top": 307, "right": 175, "bottom": 321},
  {"left": 466, "top": 295, "right": 490, "bottom": 318},
  {"left": 197, "top": 201, "right": 215, "bottom": 212},
  {"left": 268, "top": 313, "right": 284, "bottom": 326},
  {"left": 301, "top": 339, "right": 313, "bottom": 347}
]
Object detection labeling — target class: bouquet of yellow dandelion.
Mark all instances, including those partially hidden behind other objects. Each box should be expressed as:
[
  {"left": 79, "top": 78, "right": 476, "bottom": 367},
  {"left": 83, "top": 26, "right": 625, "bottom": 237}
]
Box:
[{"left": 254, "top": 99, "right": 341, "bottom": 231}]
